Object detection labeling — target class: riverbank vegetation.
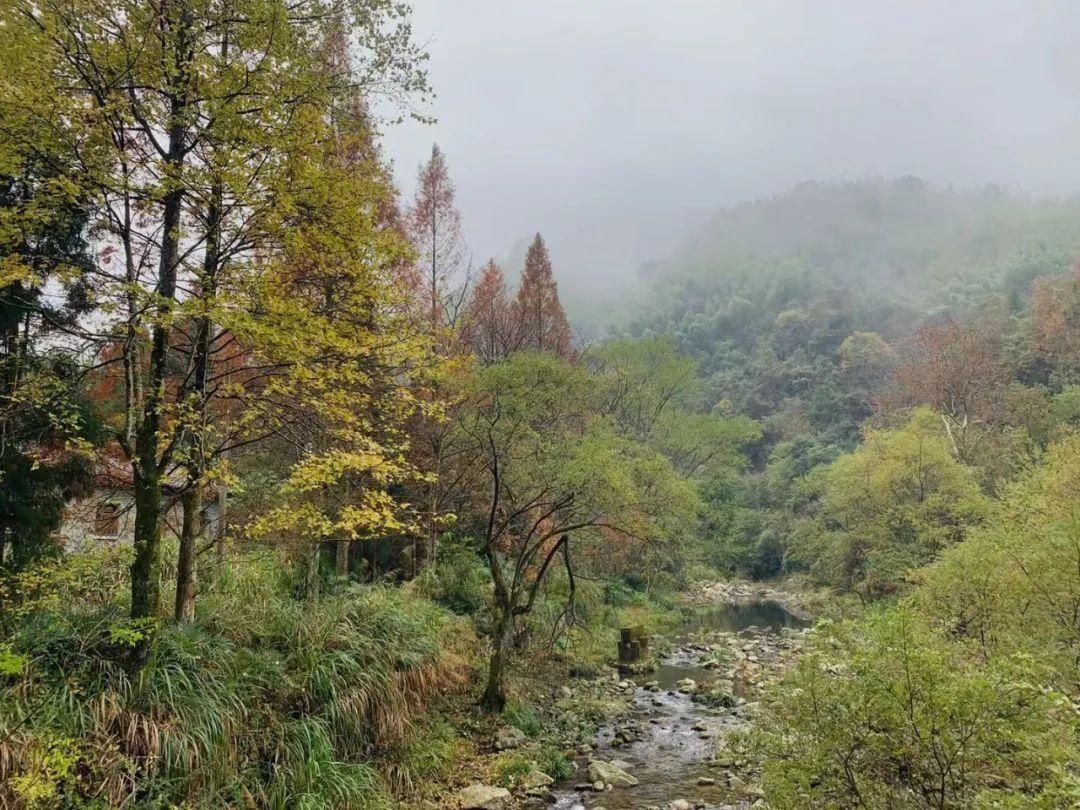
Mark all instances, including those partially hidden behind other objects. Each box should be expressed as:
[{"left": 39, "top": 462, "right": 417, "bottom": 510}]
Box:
[
  {"left": 3, "top": 1, "right": 1080, "bottom": 806},
  {"left": 624, "top": 178, "right": 1080, "bottom": 806}
]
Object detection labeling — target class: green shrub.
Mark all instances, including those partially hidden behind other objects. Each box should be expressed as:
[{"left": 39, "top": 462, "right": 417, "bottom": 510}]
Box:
[
  {"left": 603, "top": 577, "right": 639, "bottom": 607},
  {"left": 502, "top": 702, "right": 542, "bottom": 737},
  {"left": 413, "top": 537, "right": 490, "bottom": 616},
  {"left": 747, "top": 609, "right": 1079, "bottom": 808}
]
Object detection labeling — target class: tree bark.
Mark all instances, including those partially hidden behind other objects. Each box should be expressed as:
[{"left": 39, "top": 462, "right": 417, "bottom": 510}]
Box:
[
  {"left": 130, "top": 446, "right": 162, "bottom": 621},
  {"left": 175, "top": 485, "right": 202, "bottom": 623},
  {"left": 482, "top": 609, "right": 515, "bottom": 713},
  {"left": 129, "top": 0, "right": 193, "bottom": 624},
  {"left": 215, "top": 484, "right": 228, "bottom": 577},
  {"left": 335, "top": 538, "right": 349, "bottom": 578},
  {"left": 305, "top": 544, "right": 321, "bottom": 602}
]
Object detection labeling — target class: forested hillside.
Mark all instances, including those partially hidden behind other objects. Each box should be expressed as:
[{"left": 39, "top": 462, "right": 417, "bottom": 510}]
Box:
[
  {"left": 613, "top": 179, "right": 1080, "bottom": 805},
  {"left": 620, "top": 179, "right": 1080, "bottom": 581},
  {"left": 2, "top": 1, "right": 1080, "bottom": 807}
]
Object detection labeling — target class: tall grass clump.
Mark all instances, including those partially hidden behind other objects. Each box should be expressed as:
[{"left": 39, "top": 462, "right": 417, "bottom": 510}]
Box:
[{"left": 0, "top": 549, "right": 475, "bottom": 808}]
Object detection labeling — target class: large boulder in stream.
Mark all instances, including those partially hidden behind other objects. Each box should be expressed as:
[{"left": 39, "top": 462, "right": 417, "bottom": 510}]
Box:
[
  {"left": 587, "top": 759, "right": 639, "bottom": 788},
  {"left": 519, "top": 769, "right": 554, "bottom": 790},
  {"left": 456, "top": 784, "right": 511, "bottom": 809}
]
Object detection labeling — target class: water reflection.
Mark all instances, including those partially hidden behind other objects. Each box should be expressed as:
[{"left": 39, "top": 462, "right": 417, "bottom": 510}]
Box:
[{"left": 680, "top": 600, "right": 810, "bottom": 635}]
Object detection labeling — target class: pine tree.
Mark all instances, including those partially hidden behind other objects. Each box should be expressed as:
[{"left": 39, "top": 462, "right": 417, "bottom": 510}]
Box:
[
  {"left": 512, "top": 234, "right": 572, "bottom": 358},
  {"left": 460, "top": 259, "right": 513, "bottom": 363},
  {"left": 407, "top": 144, "right": 469, "bottom": 341}
]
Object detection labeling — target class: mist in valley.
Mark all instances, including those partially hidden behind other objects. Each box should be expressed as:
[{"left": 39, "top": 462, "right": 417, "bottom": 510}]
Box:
[
  {"left": 8, "top": 2, "right": 1080, "bottom": 806},
  {"left": 385, "top": 0, "right": 1080, "bottom": 325}
]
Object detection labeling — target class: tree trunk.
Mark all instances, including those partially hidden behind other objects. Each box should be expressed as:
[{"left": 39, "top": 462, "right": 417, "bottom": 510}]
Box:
[
  {"left": 335, "top": 538, "right": 349, "bottom": 578},
  {"left": 482, "top": 610, "right": 515, "bottom": 713},
  {"left": 174, "top": 485, "right": 202, "bottom": 623},
  {"left": 130, "top": 434, "right": 163, "bottom": 621},
  {"left": 215, "top": 484, "right": 228, "bottom": 577},
  {"left": 413, "top": 535, "right": 428, "bottom": 577},
  {"left": 415, "top": 433, "right": 441, "bottom": 577},
  {"left": 129, "top": 0, "right": 193, "bottom": 625},
  {"left": 305, "top": 544, "right": 321, "bottom": 602}
]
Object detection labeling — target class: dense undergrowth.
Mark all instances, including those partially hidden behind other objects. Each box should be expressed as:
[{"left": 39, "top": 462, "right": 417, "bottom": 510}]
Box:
[
  {"left": 0, "top": 535, "right": 691, "bottom": 808},
  {"left": 741, "top": 434, "right": 1080, "bottom": 808},
  {"left": 0, "top": 549, "right": 475, "bottom": 809}
]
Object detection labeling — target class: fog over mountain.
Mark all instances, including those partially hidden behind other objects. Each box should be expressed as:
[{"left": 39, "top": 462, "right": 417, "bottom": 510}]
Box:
[{"left": 383, "top": 1, "right": 1080, "bottom": 306}]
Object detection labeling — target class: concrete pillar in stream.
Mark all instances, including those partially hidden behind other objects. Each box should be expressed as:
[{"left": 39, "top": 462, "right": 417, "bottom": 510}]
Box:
[{"left": 618, "top": 625, "right": 649, "bottom": 664}]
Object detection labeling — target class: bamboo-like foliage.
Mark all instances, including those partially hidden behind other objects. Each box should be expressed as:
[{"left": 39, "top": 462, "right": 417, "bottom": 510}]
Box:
[{"left": 0, "top": 551, "right": 471, "bottom": 807}]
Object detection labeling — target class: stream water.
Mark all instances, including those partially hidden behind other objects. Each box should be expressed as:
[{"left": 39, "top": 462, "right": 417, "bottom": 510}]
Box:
[{"left": 550, "top": 600, "right": 810, "bottom": 810}]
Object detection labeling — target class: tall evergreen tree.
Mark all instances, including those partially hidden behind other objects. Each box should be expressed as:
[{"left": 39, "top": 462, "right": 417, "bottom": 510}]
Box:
[
  {"left": 460, "top": 259, "right": 513, "bottom": 363},
  {"left": 512, "top": 234, "right": 572, "bottom": 358},
  {"left": 406, "top": 144, "right": 469, "bottom": 341}
]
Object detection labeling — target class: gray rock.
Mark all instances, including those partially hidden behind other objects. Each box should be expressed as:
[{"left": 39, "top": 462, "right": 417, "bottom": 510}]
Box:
[
  {"left": 457, "top": 784, "right": 511, "bottom": 809},
  {"left": 494, "top": 725, "right": 527, "bottom": 750},
  {"left": 519, "top": 770, "right": 554, "bottom": 790},
  {"left": 587, "top": 760, "right": 639, "bottom": 788},
  {"left": 669, "top": 801, "right": 691, "bottom": 810}
]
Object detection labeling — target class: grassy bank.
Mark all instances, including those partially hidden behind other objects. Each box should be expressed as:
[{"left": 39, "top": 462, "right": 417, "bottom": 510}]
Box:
[
  {"left": 0, "top": 548, "right": 475, "bottom": 809},
  {"left": 0, "top": 538, "right": 701, "bottom": 808}
]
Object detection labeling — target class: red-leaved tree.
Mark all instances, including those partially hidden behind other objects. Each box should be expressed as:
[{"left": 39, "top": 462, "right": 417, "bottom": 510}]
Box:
[
  {"left": 460, "top": 259, "right": 514, "bottom": 364},
  {"left": 405, "top": 145, "right": 470, "bottom": 573},
  {"left": 511, "top": 234, "right": 572, "bottom": 358},
  {"left": 1032, "top": 266, "right": 1080, "bottom": 369},
  {"left": 406, "top": 144, "right": 469, "bottom": 342},
  {"left": 883, "top": 319, "right": 1007, "bottom": 463}
]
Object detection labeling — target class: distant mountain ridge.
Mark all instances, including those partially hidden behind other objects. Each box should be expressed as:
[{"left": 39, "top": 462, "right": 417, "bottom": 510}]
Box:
[{"left": 647, "top": 177, "right": 1080, "bottom": 301}]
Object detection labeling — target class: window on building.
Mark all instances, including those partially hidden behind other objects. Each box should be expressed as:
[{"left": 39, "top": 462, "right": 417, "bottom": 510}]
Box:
[{"left": 94, "top": 502, "right": 121, "bottom": 538}]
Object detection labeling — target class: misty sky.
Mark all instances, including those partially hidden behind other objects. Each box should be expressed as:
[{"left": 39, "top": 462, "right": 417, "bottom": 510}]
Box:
[{"left": 382, "top": 1, "right": 1080, "bottom": 298}]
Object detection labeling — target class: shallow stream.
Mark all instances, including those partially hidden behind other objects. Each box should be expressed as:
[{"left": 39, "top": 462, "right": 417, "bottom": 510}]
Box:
[{"left": 550, "top": 600, "right": 809, "bottom": 810}]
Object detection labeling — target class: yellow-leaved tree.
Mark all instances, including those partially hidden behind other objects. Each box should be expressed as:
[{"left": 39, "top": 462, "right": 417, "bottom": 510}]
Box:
[
  {"left": 240, "top": 91, "right": 432, "bottom": 600},
  {"left": 0, "top": 0, "right": 430, "bottom": 632}
]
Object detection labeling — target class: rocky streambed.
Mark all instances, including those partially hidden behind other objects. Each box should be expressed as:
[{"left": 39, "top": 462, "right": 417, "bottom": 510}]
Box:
[{"left": 548, "top": 589, "right": 811, "bottom": 810}]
